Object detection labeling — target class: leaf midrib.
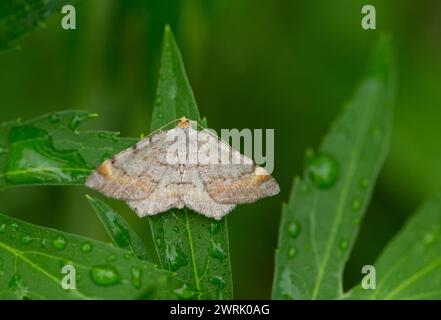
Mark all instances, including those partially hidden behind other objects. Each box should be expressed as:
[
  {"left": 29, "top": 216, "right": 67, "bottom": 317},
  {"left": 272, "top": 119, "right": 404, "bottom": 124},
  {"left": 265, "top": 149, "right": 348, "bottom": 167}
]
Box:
[
  {"left": 0, "top": 241, "right": 89, "bottom": 299},
  {"left": 311, "top": 82, "right": 378, "bottom": 299}
]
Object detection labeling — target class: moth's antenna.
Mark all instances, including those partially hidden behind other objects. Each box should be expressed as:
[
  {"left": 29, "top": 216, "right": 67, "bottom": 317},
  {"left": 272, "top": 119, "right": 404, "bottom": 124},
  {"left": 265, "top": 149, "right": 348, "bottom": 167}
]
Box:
[
  {"left": 140, "top": 117, "right": 182, "bottom": 139},
  {"left": 195, "top": 121, "right": 228, "bottom": 144}
]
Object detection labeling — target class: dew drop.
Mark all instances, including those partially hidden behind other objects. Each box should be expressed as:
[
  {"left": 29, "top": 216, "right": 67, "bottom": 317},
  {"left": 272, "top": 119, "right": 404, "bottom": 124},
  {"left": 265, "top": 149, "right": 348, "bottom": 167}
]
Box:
[
  {"left": 157, "top": 112, "right": 164, "bottom": 120},
  {"left": 0, "top": 224, "right": 6, "bottom": 233},
  {"left": 53, "top": 235, "right": 67, "bottom": 250},
  {"left": 20, "top": 235, "right": 32, "bottom": 245},
  {"left": 174, "top": 284, "right": 198, "bottom": 300},
  {"left": 130, "top": 267, "right": 142, "bottom": 288},
  {"left": 353, "top": 217, "right": 361, "bottom": 225},
  {"left": 10, "top": 223, "right": 18, "bottom": 232},
  {"left": 124, "top": 252, "right": 134, "bottom": 259},
  {"left": 49, "top": 113, "right": 60, "bottom": 123},
  {"left": 0, "top": 147, "right": 6, "bottom": 155},
  {"left": 287, "top": 220, "right": 301, "bottom": 238},
  {"left": 209, "top": 242, "right": 226, "bottom": 261},
  {"left": 155, "top": 97, "right": 162, "bottom": 106},
  {"left": 155, "top": 238, "right": 162, "bottom": 247},
  {"left": 41, "top": 238, "right": 48, "bottom": 247},
  {"left": 209, "top": 221, "right": 221, "bottom": 235},
  {"left": 209, "top": 276, "right": 225, "bottom": 290},
  {"left": 359, "top": 177, "right": 369, "bottom": 190},
  {"left": 306, "top": 152, "right": 338, "bottom": 189},
  {"left": 160, "top": 74, "right": 166, "bottom": 80},
  {"left": 167, "top": 244, "right": 189, "bottom": 271},
  {"left": 168, "top": 84, "right": 177, "bottom": 99},
  {"left": 80, "top": 241, "right": 93, "bottom": 253},
  {"left": 351, "top": 197, "right": 362, "bottom": 211},
  {"left": 106, "top": 254, "right": 116, "bottom": 262},
  {"left": 89, "top": 265, "right": 121, "bottom": 286},
  {"left": 68, "top": 115, "right": 82, "bottom": 132},
  {"left": 172, "top": 226, "right": 179, "bottom": 233},
  {"left": 423, "top": 233, "right": 436, "bottom": 246},
  {"left": 288, "top": 247, "right": 297, "bottom": 258},
  {"left": 111, "top": 133, "right": 120, "bottom": 142},
  {"left": 339, "top": 240, "right": 349, "bottom": 251}
]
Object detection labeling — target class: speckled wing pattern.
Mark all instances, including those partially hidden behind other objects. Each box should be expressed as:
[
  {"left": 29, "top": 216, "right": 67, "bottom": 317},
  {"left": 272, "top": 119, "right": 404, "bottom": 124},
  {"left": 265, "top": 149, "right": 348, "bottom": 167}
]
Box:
[{"left": 86, "top": 126, "right": 280, "bottom": 220}]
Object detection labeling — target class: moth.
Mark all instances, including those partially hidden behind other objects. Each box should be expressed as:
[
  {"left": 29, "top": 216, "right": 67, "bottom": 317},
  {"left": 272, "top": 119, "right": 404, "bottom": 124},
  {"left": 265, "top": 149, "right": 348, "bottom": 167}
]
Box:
[{"left": 86, "top": 117, "right": 280, "bottom": 220}]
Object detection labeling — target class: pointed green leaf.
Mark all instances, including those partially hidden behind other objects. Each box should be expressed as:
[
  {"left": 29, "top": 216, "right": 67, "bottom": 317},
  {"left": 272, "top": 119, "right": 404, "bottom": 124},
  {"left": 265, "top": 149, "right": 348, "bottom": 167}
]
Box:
[
  {"left": 345, "top": 193, "right": 441, "bottom": 300},
  {"left": 0, "top": 0, "right": 78, "bottom": 50},
  {"left": 148, "top": 26, "right": 233, "bottom": 300},
  {"left": 0, "top": 213, "right": 183, "bottom": 299},
  {"left": 0, "top": 110, "right": 137, "bottom": 187},
  {"left": 86, "top": 195, "right": 152, "bottom": 261},
  {"left": 272, "top": 36, "right": 396, "bottom": 299}
]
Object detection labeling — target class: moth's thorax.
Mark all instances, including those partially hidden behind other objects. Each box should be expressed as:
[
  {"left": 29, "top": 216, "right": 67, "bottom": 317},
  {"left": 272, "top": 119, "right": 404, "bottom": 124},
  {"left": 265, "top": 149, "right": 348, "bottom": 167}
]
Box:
[{"left": 177, "top": 116, "right": 190, "bottom": 128}]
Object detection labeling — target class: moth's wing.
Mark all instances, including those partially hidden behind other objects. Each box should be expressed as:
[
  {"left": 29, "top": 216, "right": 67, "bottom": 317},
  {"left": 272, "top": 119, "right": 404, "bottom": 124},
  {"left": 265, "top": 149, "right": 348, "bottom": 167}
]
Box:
[
  {"left": 126, "top": 166, "right": 183, "bottom": 217},
  {"left": 85, "top": 131, "right": 170, "bottom": 200},
  {"left": 180, "top": 166, "right": 236, "bottom": 220},
  {"left": 197, "top": 130, "right": 280, "bottom": 204}
]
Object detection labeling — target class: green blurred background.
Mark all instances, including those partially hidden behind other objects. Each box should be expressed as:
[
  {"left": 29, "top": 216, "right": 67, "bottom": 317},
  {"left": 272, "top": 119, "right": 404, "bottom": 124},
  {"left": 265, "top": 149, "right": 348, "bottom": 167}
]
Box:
[{"left": 1, "top": 0, "right": 440, "bottom": 298}]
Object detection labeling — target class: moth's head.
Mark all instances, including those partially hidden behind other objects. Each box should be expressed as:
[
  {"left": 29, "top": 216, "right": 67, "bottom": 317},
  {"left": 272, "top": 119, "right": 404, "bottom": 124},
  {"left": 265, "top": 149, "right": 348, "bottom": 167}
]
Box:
[{"left": 177, "top": 116, "right": 190, "bottom": 128}]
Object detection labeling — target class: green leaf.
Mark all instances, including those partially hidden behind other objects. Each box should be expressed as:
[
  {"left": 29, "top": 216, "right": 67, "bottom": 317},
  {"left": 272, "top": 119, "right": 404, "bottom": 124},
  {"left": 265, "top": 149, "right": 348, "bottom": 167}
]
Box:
[
  {"left": 272, "top": 36, "right": 396, "bottom": 299},
  {"left": 0, "top": 110, "right": 137, "bottom": 187},
  {"left": 345, "top": 193, "right": 441, "bottom": 300},
  {"left": 86, "top": 195, "right": 152, "bottom": 262},
  {"left": 148, "top": 25, "right": 233, "bottom": 300},
  {"left": 0, "top": 213, "right": 183, "bottom": 299},
  {"left": 0, "top": 0, "right": 78, "bottom": 50}
]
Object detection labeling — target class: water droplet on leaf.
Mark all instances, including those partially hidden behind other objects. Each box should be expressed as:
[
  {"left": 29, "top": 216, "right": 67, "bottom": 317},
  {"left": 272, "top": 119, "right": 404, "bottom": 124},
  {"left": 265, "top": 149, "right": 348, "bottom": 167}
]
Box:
[
  {"left": 359, "top": 177, "right": 369, "bottom": 190},
  {"left": 339, "top": 240, "right": 349, "bottom": 251},
  {"left": 49, "top": 113, "right": 60, "bottom": 123},
  {"left": 423, "top": 233, "right": 436, "bottom": 246},
  {"left": 288, "top": 221, "right": 301, "bottom": 238},
  {"left": 209, "top": 276, "right": 225, "bottom": 289},
  {"left": 351, "top": 197, "right": 362, "bottom": 211},
  {"left": 167, "top": 244, "right": 188, "bottom": 271},
  {"left": 107, "top": 254, "right": 116, "bottom": 262},
  {"left": 0, "top": 224, "right": 6, "bottom": 233},
  {"left": 210, "top": 221, "right": 221, "bottom": 235},
  {"left": 10, "top": 223, "right": 18, "bottom": 232},
  {"left": 20, "top": 235, "right": 32, "bottom": 245},
  {"left": 209, "top": 242, "right": 226, "bottom": 260},
  {"left": 174, "top": 284, "right": 198, "bottom": 300},
  {"left": 69, "top": 115, "right": 82, "bottom": 132},
  {"left": 41, "top": 239, "right": 48, "bottom": 247},
  {"left": 80, "top": 241, "right": 93, "bottom": 253},
  {"left": 90, "top": 265, "right": 121, "bottom": 286},
  {"left": 288, "top": 247, "right": 297, "bottom": 258},
  {"left": 306, "top": 152, "right": 338, "bottom": 189},
  {"left": 53, "top": 235, "right": 67, "bottom": 250},
  {"left": 130, "top": 267, "right": 142, "bottom": 288}
]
